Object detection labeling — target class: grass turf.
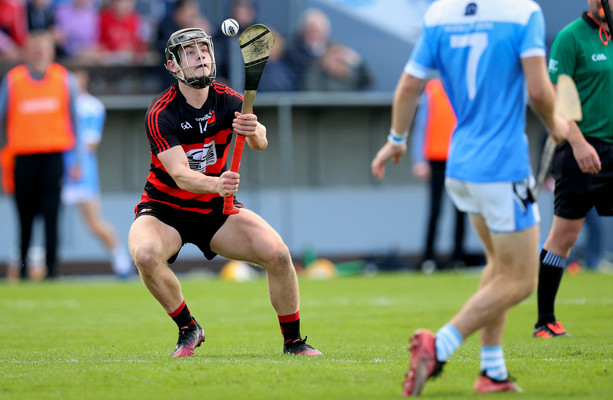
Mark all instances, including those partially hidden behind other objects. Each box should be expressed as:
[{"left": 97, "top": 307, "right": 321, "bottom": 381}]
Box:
[{"left": 0, "top": 270, "right": 611, "bottom": 400}]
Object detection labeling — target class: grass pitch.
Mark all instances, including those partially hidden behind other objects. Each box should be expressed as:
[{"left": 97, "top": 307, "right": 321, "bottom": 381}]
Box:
[{"left": 0, "top": 270, "right": 611, "bottom": 400}]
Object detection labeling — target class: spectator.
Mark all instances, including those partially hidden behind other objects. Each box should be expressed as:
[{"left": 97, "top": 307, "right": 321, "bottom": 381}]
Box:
[
  {"left": 98, "top": 0, "right": 147, "bottom": 64},
  {"left": 0, "top": 0, "right": 29, "bottom": 62},
  {"left": 26, "top": 0, "right": 66, "bottom": 56},
  {"left": 258, "top": 29, "right": 297, "bottom": 92},
  {"left": 0, "top": 31, "right": 22, "bottom": 63},
  {"left": 54, "top": 0, "right": 102, "bottom": 64},
  {"left": 26, "top": 0, "right": 55, "bottom": 31},
  {"left": 213, "top": 0, "right": 258, "bottom": 85},
  {"left": 410, "top": 78, "right": 465, "bottom": 273},
  {"left": 155, "top": 0, "right": 203, "bottom": 86},
  {"left": 156, "top": 0, "right": 200, "bottom": 57},
  {"left": 284, "top": 8, "right": 330, "bottom": 88},
  {"left": 301, "top": 42, "right": 373, "bottom": 91},
  {"left": 0, "top": 30, "right": 81, "bottom": 280}
]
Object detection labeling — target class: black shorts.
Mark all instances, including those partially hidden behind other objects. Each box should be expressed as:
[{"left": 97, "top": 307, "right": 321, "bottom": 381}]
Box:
[
  {"left": 551, "top": 137, "right": 613, "bottom": 219},
  {"left": 134, "top": 199, "right": 243, "bottom": 262}
]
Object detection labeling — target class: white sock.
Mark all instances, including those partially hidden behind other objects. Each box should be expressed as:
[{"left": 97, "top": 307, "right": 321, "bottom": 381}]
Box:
[
  {"left": 435, "top": 324, "right": 463, "bottom": 362},
  {"left": 112, "top": 246, "right": 133, "bottom": 276},
  {"left": 480, "top": 345, "right": 508, "bottom": 380}
]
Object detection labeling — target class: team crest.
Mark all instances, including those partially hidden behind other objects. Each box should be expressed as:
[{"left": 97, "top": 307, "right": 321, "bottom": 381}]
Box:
[
  {"left": 186, "top": 141, "right": 217, "bottom": 173},
  {"left": 465, "top": 2, "right": 477, "bottom": 16}
]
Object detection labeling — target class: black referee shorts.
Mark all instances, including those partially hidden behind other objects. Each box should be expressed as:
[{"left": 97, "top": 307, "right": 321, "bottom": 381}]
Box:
[
  {"left": 551, "top": 137, "right": 613, "bottom": 219},
  {"left": 134, "top": 199, "right": 242, "bottom": 262}
]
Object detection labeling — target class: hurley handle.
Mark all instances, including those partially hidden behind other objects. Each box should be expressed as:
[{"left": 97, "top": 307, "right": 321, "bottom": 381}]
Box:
[{"left": 223, "top": 90, "right": 257, "bottom": 215}]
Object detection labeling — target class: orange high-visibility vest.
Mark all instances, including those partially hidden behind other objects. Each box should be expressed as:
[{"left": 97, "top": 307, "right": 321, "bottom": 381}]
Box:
[
  {"left": 6, "top": 63, "right": 74, "bottom": 155},
  {"left": 423, "top": 79, "right": 456, "bottom": 161},
  {"left": 0, "top": 145, "right": 15, "bottom": 195}
]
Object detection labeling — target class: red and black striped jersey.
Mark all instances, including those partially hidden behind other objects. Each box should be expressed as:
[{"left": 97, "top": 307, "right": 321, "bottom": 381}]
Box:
[{"left": 140, "top": 82, "right": 243, "bottom": 214}]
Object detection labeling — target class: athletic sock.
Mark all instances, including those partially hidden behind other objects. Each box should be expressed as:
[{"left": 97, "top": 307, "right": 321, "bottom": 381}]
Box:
[
  {"left": 480, "top": 345, "right": 508, "bottom": 381},
  {"left": 111, "top": 246, "right": 132, "bottom": 276},
  {"left": 169, "top": 300, "right": 196, "bottom": 329},
  {"left": 435, "top": 324, "right": 463, "bottom": 362},
  {"left": 278, "top": 311, "right": 301, "bottom": 341},
  {"left": 536, "top": 249, "right": 567, "bottom": 327}
]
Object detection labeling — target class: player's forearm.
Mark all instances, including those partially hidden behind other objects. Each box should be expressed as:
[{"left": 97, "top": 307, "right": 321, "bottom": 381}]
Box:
[
  {"left": 172, "top": 170, "right": 220, "bottom": 194},
  {"left": 528, "top": 85, "right": 556, "bottom": 132},
  {"left": 246, "top": 122, "right": 268, "bottom": 150},
  {"left": 391, "top": 73, "right": 422, "bottom": 137},
  {"left": 565, "top": 121, "right": 587, "bottom": 148}
]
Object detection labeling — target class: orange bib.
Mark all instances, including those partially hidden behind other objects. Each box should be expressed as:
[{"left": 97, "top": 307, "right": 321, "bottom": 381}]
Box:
[
  {"left": 6, "top": 63, "right": 74, "bottom": 155},
  {"left": 423, "top": 79, "right": 456, "bottom": 161}
]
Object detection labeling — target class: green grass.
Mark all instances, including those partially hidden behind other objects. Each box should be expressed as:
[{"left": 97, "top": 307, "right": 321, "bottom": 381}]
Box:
[{"left": 0, "top": 270, "right": 611, "bottom": 400}]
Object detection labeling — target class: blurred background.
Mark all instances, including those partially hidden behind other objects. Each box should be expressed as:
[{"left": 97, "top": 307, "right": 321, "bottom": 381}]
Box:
[{"left": 1, "top": 0, "right": 612, "bottom": 277}]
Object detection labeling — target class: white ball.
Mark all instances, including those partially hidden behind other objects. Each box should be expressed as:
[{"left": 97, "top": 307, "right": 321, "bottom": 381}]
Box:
[{"left": 221, "top": 18, "right": 239, "bottom": 37}]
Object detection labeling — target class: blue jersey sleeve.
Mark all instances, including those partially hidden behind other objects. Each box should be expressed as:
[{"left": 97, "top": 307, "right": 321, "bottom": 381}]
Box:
[
  {"left": 406, "top": 29, "right": 436, "bottom": 79},
  {"left": 519, "top": 8, "right": 546, "bottom": 58}
]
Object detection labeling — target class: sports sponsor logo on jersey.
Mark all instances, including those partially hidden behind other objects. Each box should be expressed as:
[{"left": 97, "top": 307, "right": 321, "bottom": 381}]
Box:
[
  {"left": 548, "top": 59, "right": 558, "bottom": 73},
  {"left": 18, "top": 97, "right": 60, "bottom": 114},
  {"left": 181, "top": 121, "right": 193, "bottom": 130},
  {"left": 186, "top": 141, "right": 217, "bottom": 173},
  {"left": 196, "top": 111, "right": 216, "bottom": 134},
  {"left": 591, "top": 53, "right": 607, "bottom": 62}
]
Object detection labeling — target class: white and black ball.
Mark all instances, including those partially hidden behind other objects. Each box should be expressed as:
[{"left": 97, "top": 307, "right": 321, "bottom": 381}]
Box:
[{"left": 221, "top": 18, "right": 239, "bottom": 36}]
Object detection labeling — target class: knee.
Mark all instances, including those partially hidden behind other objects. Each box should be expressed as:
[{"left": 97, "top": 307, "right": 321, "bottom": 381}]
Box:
[
  {"left": 547, "top": 229, "right": 581, "bottom": 254},
  {"left": 130, "top": 243, "right": 162, "bottom": 275},
  {"left": 508, "top": 276, "right": 536, "bottom": 304},
  {"left": 518, "top": 278, "right": 536, "bottom": 300},
  {"left": 558, "top": 231, "right": 580, "bottom": 252},
  {"left": 258, "top": 241, "right": 292, "bottom": 272}
]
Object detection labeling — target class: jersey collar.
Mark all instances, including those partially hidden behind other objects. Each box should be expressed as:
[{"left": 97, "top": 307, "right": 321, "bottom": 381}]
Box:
[{"left": 584, "top": 11, "right": 610, "bottom": 46}]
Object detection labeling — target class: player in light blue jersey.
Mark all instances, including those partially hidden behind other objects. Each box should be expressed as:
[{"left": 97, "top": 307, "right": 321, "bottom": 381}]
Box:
[
  {"left": 371, "top": 0, "right": 568, "bottom": 396},
  {"left": 62, "top": 69, "right": 133, "bottom": 279}
]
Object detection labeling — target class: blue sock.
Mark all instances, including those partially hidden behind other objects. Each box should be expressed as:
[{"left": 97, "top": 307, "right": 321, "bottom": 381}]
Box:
[
  {"left": 435, "top": 324, "right": 463, "bottom": 362},
  {"left": 480, "top": 345, "right": 508, "bottom": 380}
]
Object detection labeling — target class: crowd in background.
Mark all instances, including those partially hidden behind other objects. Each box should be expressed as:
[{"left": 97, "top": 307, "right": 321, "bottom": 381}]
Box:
[{"left": 0, "top": 0, "right": 373, "bottom": 92}]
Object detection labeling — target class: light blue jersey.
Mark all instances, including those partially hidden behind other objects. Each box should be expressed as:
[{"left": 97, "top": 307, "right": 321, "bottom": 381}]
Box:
[
  {"left": 62, "top": 93, "right": 106, "bottom": 204},
  {"left": 405, "top": 0, "right": 546, "bottom": 183}
]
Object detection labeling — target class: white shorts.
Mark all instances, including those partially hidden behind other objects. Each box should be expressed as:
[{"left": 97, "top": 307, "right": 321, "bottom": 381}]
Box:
[{"left": 445, "top": 177, "right": 540, "bottom": 233}]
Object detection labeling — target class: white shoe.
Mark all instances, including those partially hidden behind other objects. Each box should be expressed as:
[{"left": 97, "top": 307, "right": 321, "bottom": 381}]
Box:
[
  {"left": 112, "top": 249, "right": 134, "bottom": 279},
  {"left": 421, "top": 259, "right": 436, "bottom": 275}
]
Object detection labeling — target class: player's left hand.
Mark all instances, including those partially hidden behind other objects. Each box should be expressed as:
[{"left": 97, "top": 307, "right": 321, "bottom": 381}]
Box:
[
  {"left": 233, "top": 111, "right": 258, "bottom": 136},
  {"left": 571, "top": 140, "right": 601, "bottom": 175},
  {"left": 371, "top": 142, "right": 407, "bottom": 180}
]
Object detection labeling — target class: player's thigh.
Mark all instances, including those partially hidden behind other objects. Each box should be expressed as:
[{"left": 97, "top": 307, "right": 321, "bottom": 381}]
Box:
[
  {"left": 446, "top": 177, "right": 540, "bottom": 234},
  {"left": 470, "top": 214, "right": 494, "bottom": 259},
  {"left": 211, "top": 208, "right": 287, "bottom": 265},
  {"left": 470, "top": 214, "right": 497, "bottom": 288},
  {"left": 489, "top": 225, "right": 539, "bottom": 279},
  {"left": 129, "top": 215, "right": 182, "bottom": 262}
]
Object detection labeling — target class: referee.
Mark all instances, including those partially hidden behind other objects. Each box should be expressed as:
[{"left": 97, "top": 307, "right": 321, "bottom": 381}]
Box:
[{"left": 534, "top": 0, "right": 613, "bottom": 338}]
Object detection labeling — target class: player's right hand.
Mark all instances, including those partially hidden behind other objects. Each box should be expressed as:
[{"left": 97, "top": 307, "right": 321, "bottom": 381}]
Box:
[
  {"left": 217, "top": 171, "right": 240, "bottom": 197},
  {"left": 412, "top": 161, "right": 431, "bottom": 181}
]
